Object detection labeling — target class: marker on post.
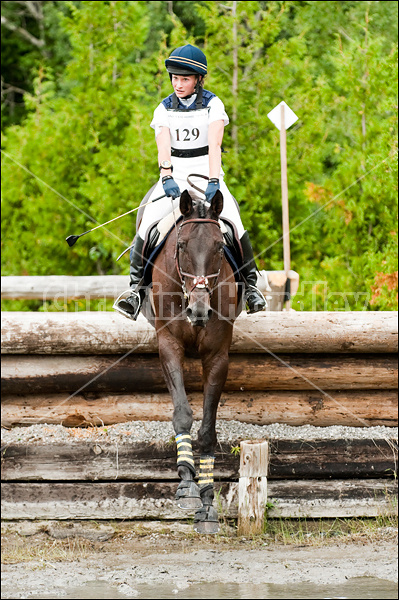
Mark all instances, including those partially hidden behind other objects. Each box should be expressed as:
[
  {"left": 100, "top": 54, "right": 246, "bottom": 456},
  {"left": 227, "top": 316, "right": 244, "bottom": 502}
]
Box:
[{"left": 267, "top": 101, "right": 298, "bottom": 310}]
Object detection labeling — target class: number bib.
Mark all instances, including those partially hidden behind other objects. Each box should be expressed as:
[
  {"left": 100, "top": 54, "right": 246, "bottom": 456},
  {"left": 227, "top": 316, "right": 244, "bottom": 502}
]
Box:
[{"left": 167, "top": 107, "right": 210, "bottom": 150}]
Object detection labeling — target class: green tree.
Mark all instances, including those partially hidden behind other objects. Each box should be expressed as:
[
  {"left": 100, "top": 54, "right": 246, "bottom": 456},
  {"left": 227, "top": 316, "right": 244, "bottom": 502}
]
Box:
[
  {"left": 196, "top": 0, "right": 397, "bottom": 309},
  {"left": 1, "top": 1, "right": 79, "bottom": 128},
  {"left": 2, "top": 1, "right": 156, "bottom": 282},
  {"left": 1, "top": 1, "right": 397, "bottom": 311}
]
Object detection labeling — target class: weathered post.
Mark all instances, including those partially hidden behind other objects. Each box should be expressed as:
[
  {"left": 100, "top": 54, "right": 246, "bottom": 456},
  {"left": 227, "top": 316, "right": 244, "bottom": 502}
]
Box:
[
  {"left": 238, "top": 439, "right": 269, "bottom": 536},
  {"left": 267, "top": 101, "right": 299, "bottom": 310},
  {"left": 279, "top": 103, "right": 291, "bottom": 309}
]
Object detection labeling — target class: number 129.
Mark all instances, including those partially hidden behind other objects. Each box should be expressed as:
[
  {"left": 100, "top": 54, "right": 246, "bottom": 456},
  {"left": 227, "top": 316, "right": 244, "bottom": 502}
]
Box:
[{"left": 175, "top": 128, "right": 200, "bottom": 141}]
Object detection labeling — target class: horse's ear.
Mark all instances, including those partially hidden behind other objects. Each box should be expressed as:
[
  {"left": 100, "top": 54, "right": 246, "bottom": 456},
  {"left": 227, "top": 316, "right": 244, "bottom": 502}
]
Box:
[
  {"left": 210, "top": 189, "right": 223, "bottom": 218},
  {"left": 180, "top": 190, "right": 193, "bottom": 217}
]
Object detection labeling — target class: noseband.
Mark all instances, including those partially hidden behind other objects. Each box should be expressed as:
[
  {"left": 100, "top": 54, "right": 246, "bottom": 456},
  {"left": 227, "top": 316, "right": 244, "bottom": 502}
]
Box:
[{"left": 176, "top": 218, "right": 224, "bottom": 300}]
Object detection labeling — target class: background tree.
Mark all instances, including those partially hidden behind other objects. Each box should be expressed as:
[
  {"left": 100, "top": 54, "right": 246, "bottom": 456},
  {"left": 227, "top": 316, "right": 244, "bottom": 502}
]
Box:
[{"left": 1, "top": 0, "right": 397, "bottom": 311}]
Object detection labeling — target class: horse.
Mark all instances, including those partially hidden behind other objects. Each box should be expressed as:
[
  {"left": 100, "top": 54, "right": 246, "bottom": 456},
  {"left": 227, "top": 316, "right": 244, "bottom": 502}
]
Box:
[{"left": 141, "top": 189, "right": 242, "bottom": 534}]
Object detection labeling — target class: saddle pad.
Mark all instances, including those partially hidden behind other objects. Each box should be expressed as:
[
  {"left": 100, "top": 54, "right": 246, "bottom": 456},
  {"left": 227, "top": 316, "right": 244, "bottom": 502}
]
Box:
[
  {"left": 158, "top": 207, "right": 182, "bottom": 241},
  {"left": 156, "top": 208, "right": 229, "bottom": 246}
]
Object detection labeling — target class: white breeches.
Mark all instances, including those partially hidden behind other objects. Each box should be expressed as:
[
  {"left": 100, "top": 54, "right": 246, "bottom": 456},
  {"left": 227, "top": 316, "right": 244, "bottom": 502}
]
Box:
[{"left": 138, "top": 156, "right": 245, "bottom": 239}]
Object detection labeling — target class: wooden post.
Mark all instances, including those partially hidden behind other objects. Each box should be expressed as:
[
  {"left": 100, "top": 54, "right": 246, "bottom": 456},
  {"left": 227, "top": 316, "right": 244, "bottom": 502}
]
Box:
[
  {"left": 280, "top": 103, "right": 291, "bottom": 310},
  {"left": 238, "top": 439, "right": 269, "bottom": 536}
]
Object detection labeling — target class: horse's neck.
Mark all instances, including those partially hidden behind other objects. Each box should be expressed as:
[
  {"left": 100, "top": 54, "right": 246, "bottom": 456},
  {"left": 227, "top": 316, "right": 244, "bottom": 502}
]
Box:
[{"left": 156, "top": 230, "right": 180, "bottom": 290}]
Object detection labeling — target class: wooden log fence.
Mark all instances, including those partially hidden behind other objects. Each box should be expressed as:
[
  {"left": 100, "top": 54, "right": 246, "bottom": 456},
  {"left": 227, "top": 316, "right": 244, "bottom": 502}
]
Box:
[
  {"left": 2, "top": 353, "right": 397, "bottom": 395},
  {"left": 1, "top": 438, "right": 397, "bottom": 520},
  {"left": 2, "top": 479, "right": 396, "bottom": 520},
  {"left": 2, "top": 390, "right": 397, "bottom": 428},
  {"left": 3, "top": 439, "right": 396, "bottom": 482},
  {"left": 1, "top": 272, "right": 300, "bottom": 312},
  {"left": 1, "top": 276, "right": 398, "bottom": 521},
  {"left": 1, "top": 310, "right": 397, "bottom": 354}
]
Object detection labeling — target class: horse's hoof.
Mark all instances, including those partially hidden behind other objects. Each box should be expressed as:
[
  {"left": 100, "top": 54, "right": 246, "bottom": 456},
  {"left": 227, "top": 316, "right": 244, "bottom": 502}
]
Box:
[
  {"left": 179, "top": 496, "right": 203, "bottom": 510},
  {"left": 175, "top": 480, "right": 202, "bottom": 510},
  {"left": 194, "top": 520, "right": 220, "bottom": 535},
  {"left": 193, "top": 505, "right": 219, "bottom": 535}
]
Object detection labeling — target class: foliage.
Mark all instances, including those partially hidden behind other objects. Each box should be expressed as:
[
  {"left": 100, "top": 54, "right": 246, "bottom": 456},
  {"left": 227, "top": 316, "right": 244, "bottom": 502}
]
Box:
[{"left": 1, "top": 0, "right": 397, "bottom": 311}]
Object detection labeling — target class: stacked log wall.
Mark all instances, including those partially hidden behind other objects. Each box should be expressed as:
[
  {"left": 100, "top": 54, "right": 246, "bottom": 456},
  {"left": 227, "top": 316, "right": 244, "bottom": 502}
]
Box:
[{"left": 1, "top": 277, "right": 398, "bottom": 520}]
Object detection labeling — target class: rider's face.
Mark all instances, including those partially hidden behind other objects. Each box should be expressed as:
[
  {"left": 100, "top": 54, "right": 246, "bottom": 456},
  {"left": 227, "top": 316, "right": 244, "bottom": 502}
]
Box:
[{"left": 172, "top": 74, "right": 198, "bottom": 98}]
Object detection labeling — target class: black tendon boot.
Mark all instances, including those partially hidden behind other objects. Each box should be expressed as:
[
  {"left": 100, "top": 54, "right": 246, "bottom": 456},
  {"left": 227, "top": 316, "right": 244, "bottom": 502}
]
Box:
[
  {"left": 114, "top": 235, "right": 145, "bottom": 320},
  {"left": 240, "top": 231, "right": 267, "bottom": 314}
]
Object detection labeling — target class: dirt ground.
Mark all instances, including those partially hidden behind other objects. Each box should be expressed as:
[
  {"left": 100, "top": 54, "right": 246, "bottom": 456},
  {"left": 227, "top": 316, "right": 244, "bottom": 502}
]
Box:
[{"left": 1, "top": 520, "right": 398, "bottom": 598}]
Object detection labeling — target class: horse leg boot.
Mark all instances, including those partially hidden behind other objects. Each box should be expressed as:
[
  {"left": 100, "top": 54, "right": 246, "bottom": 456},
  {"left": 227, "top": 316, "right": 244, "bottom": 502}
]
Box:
[
  {"left": 194, "top": 456, "right": 219, "bottom": 534},
  {"left": 193, "top": 351, "right": 229, "bottom": 534},
  {"left": 240, "top": 231, "right": 267, "bottom": 314},
  {"left": 175, "top": 432, "right": 202, "bottom": 510},
  {"left": 114, "top": 235, "right": 145, "bottom": 320}
]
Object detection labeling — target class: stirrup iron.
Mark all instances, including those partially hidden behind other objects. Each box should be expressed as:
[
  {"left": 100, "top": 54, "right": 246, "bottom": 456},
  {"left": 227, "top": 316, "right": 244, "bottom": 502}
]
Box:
[
  {"left": 113, "top": 289, "right": 141, "bottom": 321},
  {"left": 245, "top": 285, "right": 267, "bottom": 314}
]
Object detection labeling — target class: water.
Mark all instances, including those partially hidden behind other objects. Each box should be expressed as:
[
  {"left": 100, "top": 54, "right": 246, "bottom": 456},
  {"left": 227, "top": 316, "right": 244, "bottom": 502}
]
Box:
[{"left": 26, "top": 577, "right": 398, "bottom": 599}]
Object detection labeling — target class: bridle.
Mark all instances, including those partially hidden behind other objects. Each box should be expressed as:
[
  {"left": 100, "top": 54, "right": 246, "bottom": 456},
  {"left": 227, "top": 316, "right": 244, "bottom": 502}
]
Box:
[{"left": 175, "top": 218, "right": 224, "bottom": 300}]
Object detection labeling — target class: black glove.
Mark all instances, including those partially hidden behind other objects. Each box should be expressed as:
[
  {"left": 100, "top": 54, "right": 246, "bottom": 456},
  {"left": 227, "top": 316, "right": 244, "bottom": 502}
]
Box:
[
  {"left": 205, "top": 178, "right": 220, "bottom": 202},
  {"left": 162, "top": 176, "right": 180, "bottom": 199}
]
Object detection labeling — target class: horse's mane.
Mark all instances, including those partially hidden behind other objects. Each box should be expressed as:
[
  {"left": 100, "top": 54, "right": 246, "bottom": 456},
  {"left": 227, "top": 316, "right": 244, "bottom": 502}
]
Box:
[{"left": 188, "top": 190, "right": 207, "bottom": 219}]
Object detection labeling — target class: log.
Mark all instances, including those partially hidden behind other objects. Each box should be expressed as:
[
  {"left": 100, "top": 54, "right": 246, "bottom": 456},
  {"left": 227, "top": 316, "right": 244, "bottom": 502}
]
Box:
[
  {"left": 1, "top": 480, "right": 397, "bottom": 519},
  {"left": 2, "top": 354, "right": 397, "bottom": 395},
  {"left": 1, "top": 310, "right": 397, "bottom": 355},
  {"left": 2, "top": 390, "right": 397, "bottom": 428},
  {"left": 238, "top": 440, "right": 269, "bottom": 535},
  {"left": 2, "top": 439, "right": 397, "bottom": 482},
  {"left": 0, "top": 275, "right": 129, "bottom": 301},
  {"left": 0, "top": 272, "right": 296, "bottom": 302}
]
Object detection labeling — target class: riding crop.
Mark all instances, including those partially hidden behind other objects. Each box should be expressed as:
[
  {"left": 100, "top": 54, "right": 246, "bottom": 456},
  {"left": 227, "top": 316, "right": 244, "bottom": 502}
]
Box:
[{"left": 65, "top": 193, "right": 167, "bottom": 247}]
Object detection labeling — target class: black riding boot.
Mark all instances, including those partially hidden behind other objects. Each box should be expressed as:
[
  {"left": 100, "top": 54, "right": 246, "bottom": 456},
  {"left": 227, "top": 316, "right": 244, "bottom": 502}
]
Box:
[
  {"left": 114, "top": 235, "right": 145, "bottom": 320},
  {"left": 240, "top": 231, "right": 267, "bottom": 314}
]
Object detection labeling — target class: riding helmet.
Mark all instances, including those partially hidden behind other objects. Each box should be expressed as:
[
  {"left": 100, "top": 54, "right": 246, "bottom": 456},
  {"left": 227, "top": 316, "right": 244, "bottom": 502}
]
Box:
[{"left": 165, "top": 44, "right": 207, "bottom": 76}]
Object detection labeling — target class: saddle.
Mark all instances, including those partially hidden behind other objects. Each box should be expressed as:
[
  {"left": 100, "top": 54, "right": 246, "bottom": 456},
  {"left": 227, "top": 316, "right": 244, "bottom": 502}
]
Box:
[{"left": 141, "top": 209, "right": 244, "bottom": 286}]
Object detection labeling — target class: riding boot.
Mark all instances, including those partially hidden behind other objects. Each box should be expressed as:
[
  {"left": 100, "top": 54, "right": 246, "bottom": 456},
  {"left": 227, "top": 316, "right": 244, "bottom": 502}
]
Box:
[
  {"left": 114, "top": 235, "right": 145, "bottom": 320},
  {"left": 240, "top": 231, "right": 267, "bottom": 314}
]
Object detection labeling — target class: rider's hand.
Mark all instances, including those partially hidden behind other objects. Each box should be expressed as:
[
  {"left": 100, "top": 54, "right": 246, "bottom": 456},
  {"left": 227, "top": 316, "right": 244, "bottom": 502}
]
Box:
[
  {"left": 205, "top": 178, "right": 220, "bottom": 203},
  {"left": 162, "top": 176, "right": 180, "bottom": 199}
]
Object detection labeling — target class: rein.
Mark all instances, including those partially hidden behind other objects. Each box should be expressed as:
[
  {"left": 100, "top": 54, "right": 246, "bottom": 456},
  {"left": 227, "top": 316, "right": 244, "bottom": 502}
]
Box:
[{"left": 176, "top": 218, "right": 224, "bottom": 299}]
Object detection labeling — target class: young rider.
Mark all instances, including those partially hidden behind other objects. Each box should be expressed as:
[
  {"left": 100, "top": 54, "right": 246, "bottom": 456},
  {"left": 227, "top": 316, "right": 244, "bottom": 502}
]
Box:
[{"left": 115, "top": 44, "right": 266, "bottom": 320}]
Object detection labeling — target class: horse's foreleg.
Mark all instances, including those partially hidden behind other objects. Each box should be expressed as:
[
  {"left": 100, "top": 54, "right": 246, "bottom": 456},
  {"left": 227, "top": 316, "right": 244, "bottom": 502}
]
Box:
[
  {"left": 194, "top": 350, "right": 229, "bottom": 534},
  {"left": 158, "top": 334, "right": 201, "bottom": 510}
]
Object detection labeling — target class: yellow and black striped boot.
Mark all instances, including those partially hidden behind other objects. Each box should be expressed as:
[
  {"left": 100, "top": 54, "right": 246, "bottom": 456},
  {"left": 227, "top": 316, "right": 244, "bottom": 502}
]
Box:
[
  {"left": 194, "top": 455, "right": 219, "bottom": 534},
  {"left": 175, "top": 432, "right": 201, "bottom": 510}
]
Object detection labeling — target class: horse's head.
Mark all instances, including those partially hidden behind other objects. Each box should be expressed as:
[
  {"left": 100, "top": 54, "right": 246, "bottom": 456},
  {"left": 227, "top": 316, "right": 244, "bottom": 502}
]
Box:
[{"left": 177, "top": 189, "right": 224, "bottom": 328}]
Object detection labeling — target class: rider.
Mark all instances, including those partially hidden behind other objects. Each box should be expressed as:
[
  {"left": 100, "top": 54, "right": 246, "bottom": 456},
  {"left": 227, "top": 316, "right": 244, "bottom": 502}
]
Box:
[{"left": 115, "top": 43, "right": 266, "bottom": 320}]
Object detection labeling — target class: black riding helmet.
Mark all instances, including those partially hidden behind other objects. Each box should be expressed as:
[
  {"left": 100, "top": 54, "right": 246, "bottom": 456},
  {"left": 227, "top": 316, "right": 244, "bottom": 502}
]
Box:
[
  {"left": 165, "top": 44, "right": 207, "bottom": 96},
  {"left": 165, "top": 43, "right": 208, "bottom": 76}
]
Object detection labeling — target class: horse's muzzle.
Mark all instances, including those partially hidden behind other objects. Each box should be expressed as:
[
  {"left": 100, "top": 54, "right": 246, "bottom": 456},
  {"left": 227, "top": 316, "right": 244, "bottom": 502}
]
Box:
[{"left": 186, "top": 303, "right": 213, "bottom": 328}]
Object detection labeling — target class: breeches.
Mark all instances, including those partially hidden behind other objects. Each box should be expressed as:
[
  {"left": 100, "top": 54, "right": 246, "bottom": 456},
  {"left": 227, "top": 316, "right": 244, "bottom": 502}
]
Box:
[{"left": 137, "top": 159, "right": 245, "bottom": 239}]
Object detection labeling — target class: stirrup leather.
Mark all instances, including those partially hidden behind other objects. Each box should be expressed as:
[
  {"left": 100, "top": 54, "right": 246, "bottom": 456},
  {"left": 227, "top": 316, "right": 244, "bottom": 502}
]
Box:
[{"left": 113, "top": 289, "right": 142, "bottom": 321}]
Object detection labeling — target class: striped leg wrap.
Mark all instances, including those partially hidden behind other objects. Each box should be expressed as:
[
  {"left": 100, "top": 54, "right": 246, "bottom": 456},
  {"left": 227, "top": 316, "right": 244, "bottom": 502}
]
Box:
[
  {"left": 198, "top": 455, "right": 215, "bottom": 490},
  {"left": 175, "top": 432, "right": 195, "bottom": 476}
]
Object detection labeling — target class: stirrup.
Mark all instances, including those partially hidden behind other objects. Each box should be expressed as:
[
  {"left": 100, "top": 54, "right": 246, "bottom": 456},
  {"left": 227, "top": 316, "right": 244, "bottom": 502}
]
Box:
[
  {"left": 112, "top": 289, "right": 141, "bottom": 321},
  {"left": 245, "top": 285, "right": 267, "bottom": 314}
]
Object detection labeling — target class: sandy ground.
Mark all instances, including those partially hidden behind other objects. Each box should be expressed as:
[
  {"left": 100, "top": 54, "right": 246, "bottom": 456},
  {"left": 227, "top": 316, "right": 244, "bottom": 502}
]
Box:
[{"left": 1, "top": 521, "right": 398, "bottom": 598}]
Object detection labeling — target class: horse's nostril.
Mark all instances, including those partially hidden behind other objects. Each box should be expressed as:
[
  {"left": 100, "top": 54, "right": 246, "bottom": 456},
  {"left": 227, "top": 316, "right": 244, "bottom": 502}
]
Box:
[
  {"left": 187, "top": 307, "right": 192, "bottom": 317},
  {"left": 207, "top": 309, "right": 212, "bottom": 319}
]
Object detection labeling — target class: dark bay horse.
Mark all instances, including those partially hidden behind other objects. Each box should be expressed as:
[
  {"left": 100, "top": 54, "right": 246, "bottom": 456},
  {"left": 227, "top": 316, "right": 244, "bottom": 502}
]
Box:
[{"left": 143, "top": 189, "right": 241, "bottom": 533}]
